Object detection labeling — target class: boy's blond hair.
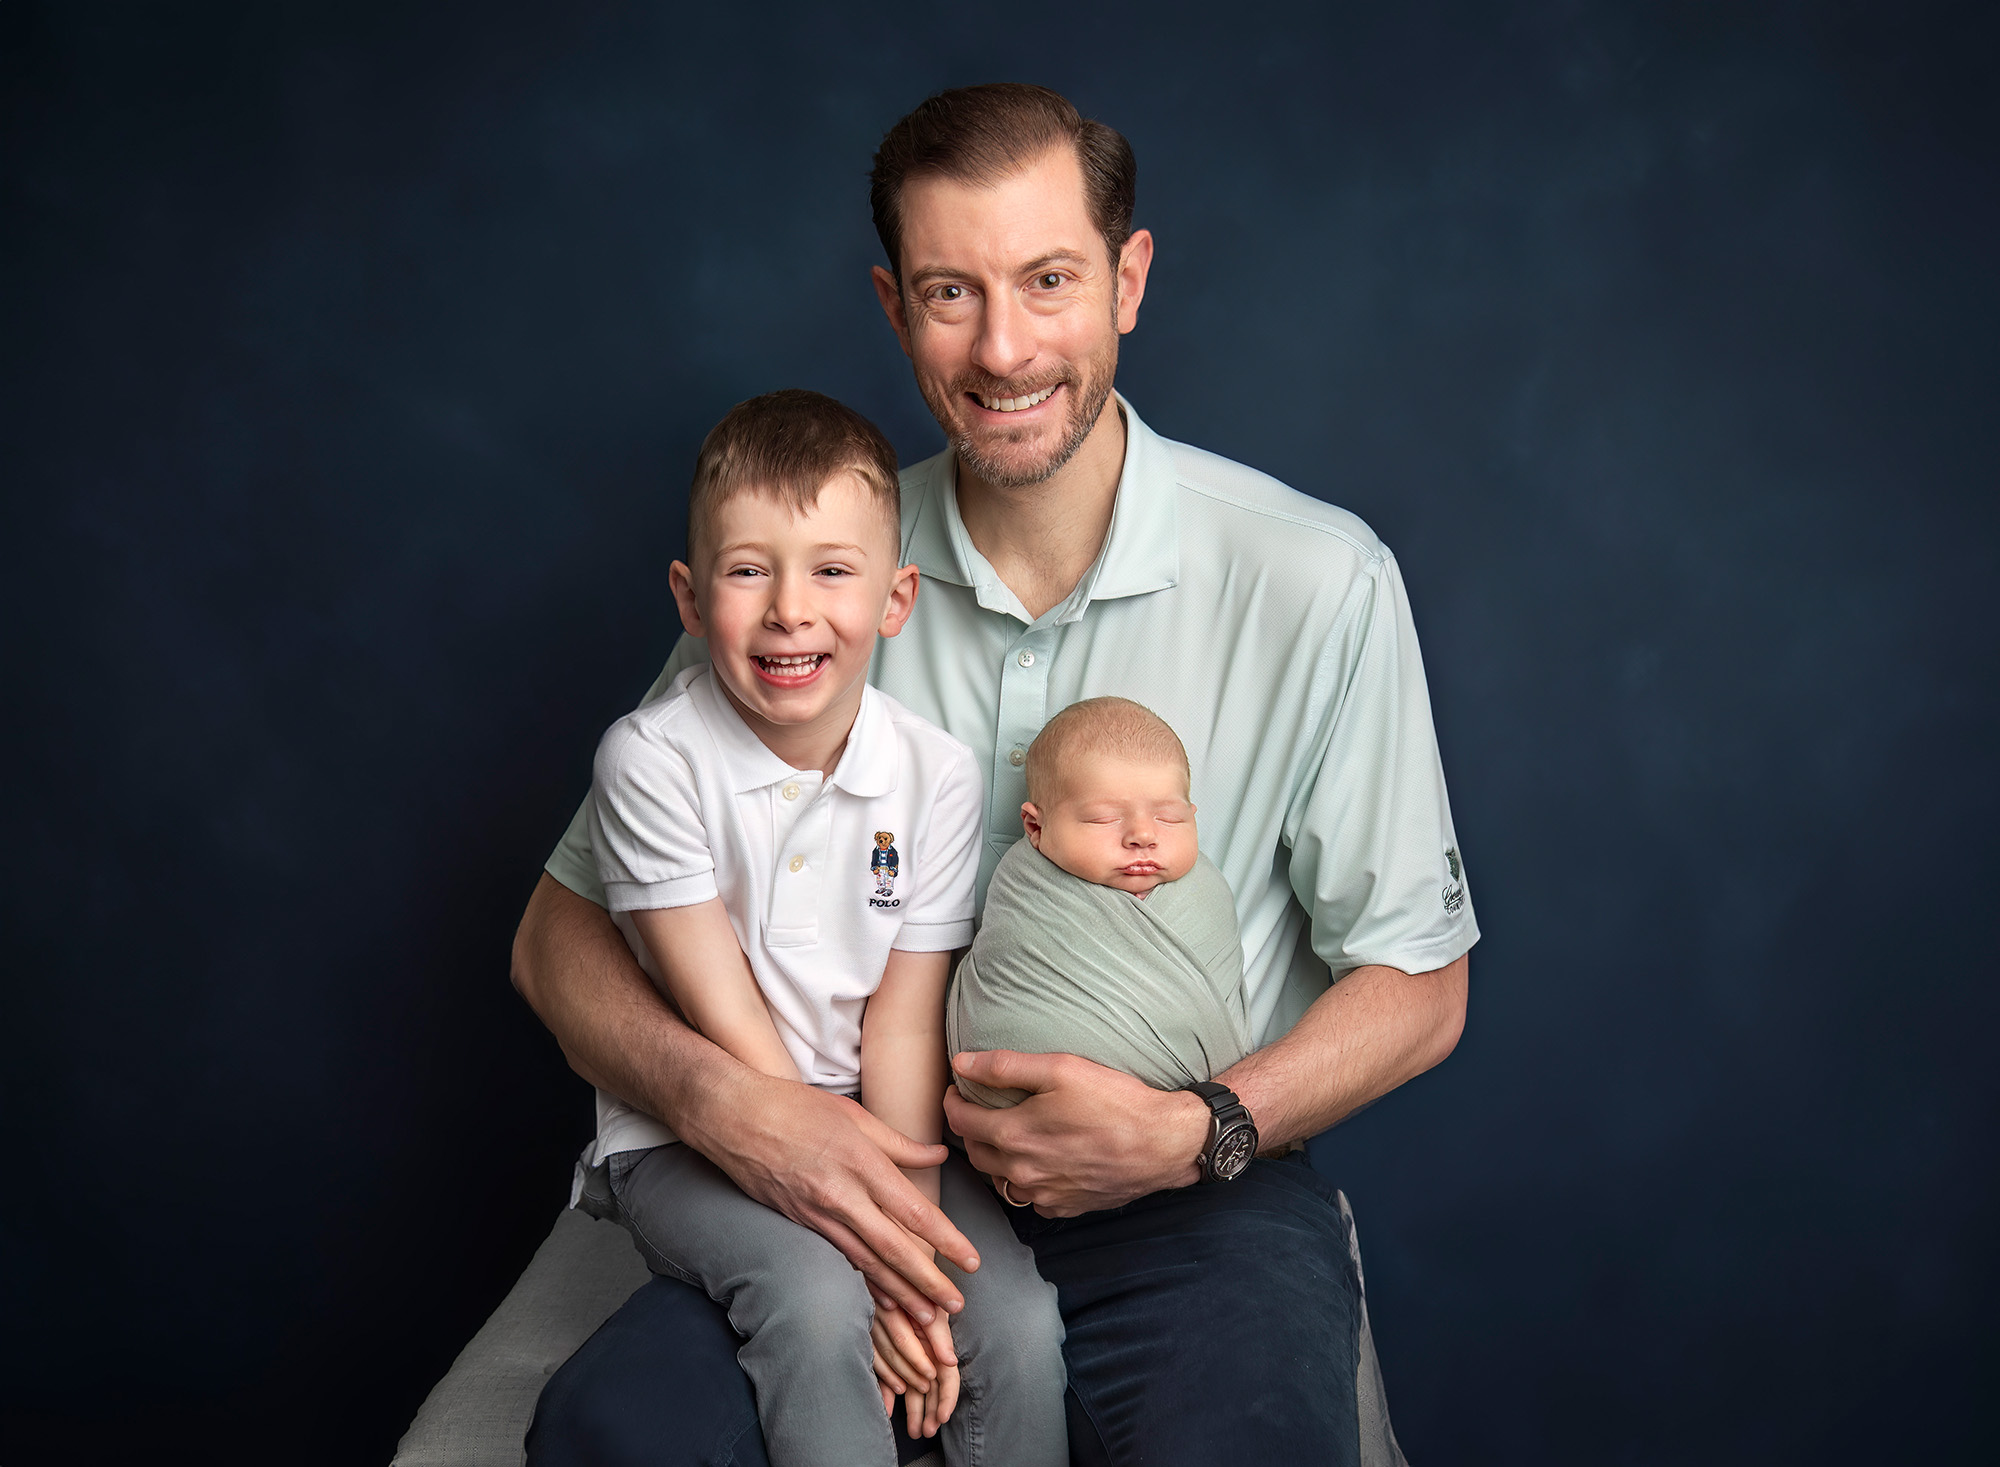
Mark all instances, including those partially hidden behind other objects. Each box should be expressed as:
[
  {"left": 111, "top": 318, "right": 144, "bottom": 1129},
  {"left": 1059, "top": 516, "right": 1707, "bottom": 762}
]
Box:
[
  {"left": 1025, "top": 697, "right": 1190, "bottom": 805},
  {"left": 687, "top": 389, "right": 900, "bottom": 563}
]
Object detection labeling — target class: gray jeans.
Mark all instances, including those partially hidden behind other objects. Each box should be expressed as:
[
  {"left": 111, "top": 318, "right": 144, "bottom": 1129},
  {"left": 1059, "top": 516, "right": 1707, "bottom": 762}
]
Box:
[{"left": 586, "top": 1144, "right": 1067, "bottom": 1467}]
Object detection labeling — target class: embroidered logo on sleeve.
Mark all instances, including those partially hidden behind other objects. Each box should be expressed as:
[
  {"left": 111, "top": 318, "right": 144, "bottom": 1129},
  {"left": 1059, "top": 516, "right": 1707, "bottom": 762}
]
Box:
[
  {"left": 869, "top": 832, "right": 901, "bottom": 909},
  {"left": 1442, "top": 845, "right": 1466, "bottom": 915}
]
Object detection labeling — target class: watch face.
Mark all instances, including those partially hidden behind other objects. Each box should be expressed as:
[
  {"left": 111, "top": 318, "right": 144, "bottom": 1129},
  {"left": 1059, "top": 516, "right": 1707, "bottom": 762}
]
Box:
[{"left": 1212, "top": 1123, "right": 1257, "bottom": 1180}]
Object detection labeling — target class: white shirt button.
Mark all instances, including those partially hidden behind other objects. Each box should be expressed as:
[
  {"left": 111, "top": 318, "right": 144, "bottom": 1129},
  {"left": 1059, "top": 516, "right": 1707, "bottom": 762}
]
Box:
[
  {"left": 1017, "top": 650, "right": 1035, "bottom": 667},
  {"left": 1008, "top": 747, "right": 1026, "bottom": 767},
  {"left": 788, "top": 855, "right": 805, "bottom": 873},
  {"left": 782, "top": 783, "right": 801, "bottom": 801}
]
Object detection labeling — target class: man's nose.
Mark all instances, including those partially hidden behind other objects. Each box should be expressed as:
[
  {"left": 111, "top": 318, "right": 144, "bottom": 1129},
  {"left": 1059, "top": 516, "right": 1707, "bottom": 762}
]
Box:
[{"left": 970, "top": 289, "right": 1035, "bottom": 382}]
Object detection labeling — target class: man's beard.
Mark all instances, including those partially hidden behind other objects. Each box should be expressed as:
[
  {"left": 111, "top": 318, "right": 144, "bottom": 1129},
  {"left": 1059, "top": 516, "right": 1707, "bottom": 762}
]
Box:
[{"left": 919, "top": 336, "right": 1119, "bottom": 491}]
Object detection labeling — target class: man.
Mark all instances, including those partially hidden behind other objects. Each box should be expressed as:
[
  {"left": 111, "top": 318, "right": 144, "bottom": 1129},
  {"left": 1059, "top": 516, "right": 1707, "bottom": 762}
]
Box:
[{"left": 516, "top": 84, "right": 1475, "bottom": 1465}]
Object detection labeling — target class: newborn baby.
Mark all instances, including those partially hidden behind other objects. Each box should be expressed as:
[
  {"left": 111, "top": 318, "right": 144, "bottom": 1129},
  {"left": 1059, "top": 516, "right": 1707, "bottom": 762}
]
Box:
[{"left": 948, "top": 697, "right": 1251, "bottom": 1108}]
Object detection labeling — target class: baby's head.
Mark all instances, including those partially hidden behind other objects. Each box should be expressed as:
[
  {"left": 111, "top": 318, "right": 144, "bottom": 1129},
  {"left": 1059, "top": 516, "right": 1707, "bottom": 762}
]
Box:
[
  {"left": 1021, "top": 698, "right": 1198, "bottom": 896},
  {"left": 668, "top": 390, "right": 915, "bottom": 744}
]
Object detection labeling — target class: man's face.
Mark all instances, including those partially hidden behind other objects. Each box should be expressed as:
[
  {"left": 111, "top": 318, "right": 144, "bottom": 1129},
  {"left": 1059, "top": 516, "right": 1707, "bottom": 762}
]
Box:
[{"left": 872, "top": 147, "right": 1151, "bottom": 489}]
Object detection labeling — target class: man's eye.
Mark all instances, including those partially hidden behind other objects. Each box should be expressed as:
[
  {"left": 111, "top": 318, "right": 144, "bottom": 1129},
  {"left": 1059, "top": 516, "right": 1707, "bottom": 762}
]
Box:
[
  {"left": 933, "top": 284, "right": 965, "bottom": 301},
  {"left": 1036, "top": 272, "right": 1064, "bottom": 289}
]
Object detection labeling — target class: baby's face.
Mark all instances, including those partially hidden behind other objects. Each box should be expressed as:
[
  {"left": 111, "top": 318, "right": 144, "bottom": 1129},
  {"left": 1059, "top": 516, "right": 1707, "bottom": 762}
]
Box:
[{"left": 1022, "top": 751, "right": 1198, "bottom": 896}]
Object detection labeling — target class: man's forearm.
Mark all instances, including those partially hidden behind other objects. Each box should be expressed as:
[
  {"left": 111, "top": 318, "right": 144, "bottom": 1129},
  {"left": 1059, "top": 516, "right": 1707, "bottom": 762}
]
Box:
[
  {"left": 509, "top": 872, "right": 980, "bottom": 1316},
  {"left": 1221, "top": 952, "right": 1469, "bottom": 1149},
  {"left": 944, "top": 953, "right": 1468, "bottom": 1215}
]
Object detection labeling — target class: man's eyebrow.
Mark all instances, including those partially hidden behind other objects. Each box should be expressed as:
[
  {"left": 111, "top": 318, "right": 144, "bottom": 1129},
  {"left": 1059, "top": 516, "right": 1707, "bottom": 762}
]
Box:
[{"left": 1017, "top": 250, "right": 1093, "bottom": 276}]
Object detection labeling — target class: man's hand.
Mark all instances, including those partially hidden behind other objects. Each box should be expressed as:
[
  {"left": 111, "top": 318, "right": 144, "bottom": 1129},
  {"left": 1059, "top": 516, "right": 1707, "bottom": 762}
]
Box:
[
  {"left": 513, "top": 874, "right": 978, "bottom": 1321},
  {"left": 679, "top": 1063, "right": 981, "bottom": 1320},
  {"left": 943, "top": 1050, "right": 1210, "bottom": 1216}
]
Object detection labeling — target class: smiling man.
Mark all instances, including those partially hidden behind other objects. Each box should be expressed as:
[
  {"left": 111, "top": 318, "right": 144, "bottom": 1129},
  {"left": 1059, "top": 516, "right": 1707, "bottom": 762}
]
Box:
[{"left": 515, "top": 85, "right": 1477, "bottom": 1466}]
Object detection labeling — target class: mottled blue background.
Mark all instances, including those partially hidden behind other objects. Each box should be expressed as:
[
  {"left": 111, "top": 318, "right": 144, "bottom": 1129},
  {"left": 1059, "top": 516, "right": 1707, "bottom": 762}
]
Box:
[{"left": 4, "top": 2, "right": 1995, "bottom": 1462}]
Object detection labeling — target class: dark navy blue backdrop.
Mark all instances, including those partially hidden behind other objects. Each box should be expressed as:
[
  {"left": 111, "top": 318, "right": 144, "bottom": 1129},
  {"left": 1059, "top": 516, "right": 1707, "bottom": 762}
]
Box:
[{"left": 4, "top": 2, "right": 1995, "bottom": 1462}]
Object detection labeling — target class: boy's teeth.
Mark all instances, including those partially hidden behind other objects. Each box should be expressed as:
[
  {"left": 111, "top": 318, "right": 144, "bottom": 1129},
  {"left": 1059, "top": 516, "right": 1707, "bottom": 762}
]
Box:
[
  {"left": 978, "top": 384, "right": 1056, "bottom": 413},
  {"left": 758, "top": 654, "right": 825, "bottom": 668}
]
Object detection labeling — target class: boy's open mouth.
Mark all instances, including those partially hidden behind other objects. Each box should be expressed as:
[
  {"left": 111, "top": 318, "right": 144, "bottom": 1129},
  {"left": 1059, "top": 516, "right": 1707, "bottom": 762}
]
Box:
[{"left": 752, "top": 653, "right": 829, "bottom": 686}]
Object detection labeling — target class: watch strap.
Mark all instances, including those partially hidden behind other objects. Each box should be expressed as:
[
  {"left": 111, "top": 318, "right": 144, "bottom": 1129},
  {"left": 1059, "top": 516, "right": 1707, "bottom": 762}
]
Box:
[{"left": 1183, "top": 1081, "right": 1257, "bottom": 1181}]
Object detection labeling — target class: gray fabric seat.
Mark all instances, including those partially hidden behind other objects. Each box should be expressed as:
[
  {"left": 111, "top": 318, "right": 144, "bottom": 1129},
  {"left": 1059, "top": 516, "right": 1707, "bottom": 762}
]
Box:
[{"left": 393, "top": 1195, "right": 1405, "bottom": 1467}]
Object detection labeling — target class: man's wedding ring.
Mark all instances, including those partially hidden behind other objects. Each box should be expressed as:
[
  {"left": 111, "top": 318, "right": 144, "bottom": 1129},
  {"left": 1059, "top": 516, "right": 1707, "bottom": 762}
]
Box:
[{"left": 998, "top": 1177, "right": 1031, "bottom": 1208}]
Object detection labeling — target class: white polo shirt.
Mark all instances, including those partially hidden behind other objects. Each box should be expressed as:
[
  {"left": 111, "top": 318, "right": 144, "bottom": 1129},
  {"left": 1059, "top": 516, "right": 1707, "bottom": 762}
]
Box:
[
  {"left": 552, "top": 396, "right": 1478, "bottom": 1057},
  {"left": 583, "top": 664, "right": 982, "bottom": 1165}
]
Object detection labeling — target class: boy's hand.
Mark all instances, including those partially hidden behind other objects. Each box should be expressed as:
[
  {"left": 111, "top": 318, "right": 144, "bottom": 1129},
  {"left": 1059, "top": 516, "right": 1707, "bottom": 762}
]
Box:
[
  {"left": 869, "top": 1294, "right": 960, "bottom": 1438},
  {"left": 869, "top": 1295, "right": 936, "bottom": 1399}
]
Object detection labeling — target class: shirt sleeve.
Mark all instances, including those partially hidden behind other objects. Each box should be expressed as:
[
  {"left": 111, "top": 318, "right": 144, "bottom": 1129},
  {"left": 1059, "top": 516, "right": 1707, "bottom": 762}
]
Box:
[
  {"left": 1283, "top": 552, "right": 1479, "bottom": 979},
  {"left": 546, "top": 635, "right": 712, "bottom": 905},
  {"left": 892, "top": 742, "right": 982, "bottom": 953},
  {"left": 584, "top": 722, "right": 719, "bottom": 916}
]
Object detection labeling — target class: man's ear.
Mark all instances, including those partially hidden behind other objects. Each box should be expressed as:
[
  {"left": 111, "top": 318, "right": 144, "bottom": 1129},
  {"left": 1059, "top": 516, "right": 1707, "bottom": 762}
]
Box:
[
  {"left": 871, "top": 266, "right": 913, "bottom": 358},
  {"left": 876, "top": 563, "right": 921, "bottom": 638},
  {"left": 1020, "top": 801, "right": 1044, "bottom": 848},
  {"left": 669, "top": 560, "right": 706, "bottom": 639},
  {"left": 1114, "top": 228, "right": 1154, "bottom": 335}
]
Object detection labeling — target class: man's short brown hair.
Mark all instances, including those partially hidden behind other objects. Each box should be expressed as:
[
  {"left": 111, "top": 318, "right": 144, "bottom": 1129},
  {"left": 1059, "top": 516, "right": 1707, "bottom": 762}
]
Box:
[
  {"left": 1026, "top": 697, "right": 1190, "bottom": 806},
  {"left": 869, "top": 83, "right": 1136, "bottom": 280},
  {"left": 687, "top": 390, "right": 900, "bottom": 563}
]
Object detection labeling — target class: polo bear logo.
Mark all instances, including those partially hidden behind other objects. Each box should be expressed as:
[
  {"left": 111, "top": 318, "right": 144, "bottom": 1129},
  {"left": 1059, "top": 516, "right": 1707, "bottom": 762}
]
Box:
[{"left": 869, "top": 831, "right": 899, "bottom": 900}]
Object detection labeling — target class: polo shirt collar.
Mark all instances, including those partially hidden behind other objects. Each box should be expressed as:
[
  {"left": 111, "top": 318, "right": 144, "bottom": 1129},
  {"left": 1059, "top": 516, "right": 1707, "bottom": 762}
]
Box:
[
  {"left": 901, "top": 393, "right": 1180, "bottom": 625},
  {"left": 688, "top": 667, "right": 897, "bottom": 798},
  {"left": 826, "top": 684, "right": 897, "bottom": 798}
]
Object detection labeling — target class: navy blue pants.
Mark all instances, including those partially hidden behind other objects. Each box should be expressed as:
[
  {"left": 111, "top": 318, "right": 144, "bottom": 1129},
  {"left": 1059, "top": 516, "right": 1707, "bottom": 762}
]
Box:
[{"left": 527, "top": 1153, "right": 1362, "bottom": 1467}]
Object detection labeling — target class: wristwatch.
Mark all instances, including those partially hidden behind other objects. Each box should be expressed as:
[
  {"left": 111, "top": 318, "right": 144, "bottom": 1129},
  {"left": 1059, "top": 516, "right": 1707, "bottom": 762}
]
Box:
[{"left": 1183, "top": 1080, "right": 1258, "bottom": 1182}]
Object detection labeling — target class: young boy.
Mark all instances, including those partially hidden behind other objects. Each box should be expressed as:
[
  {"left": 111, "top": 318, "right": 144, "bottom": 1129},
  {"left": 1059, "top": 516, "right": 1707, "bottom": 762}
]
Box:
[
  {"left": 948, "top": 697, "right": 1252, "bottom": 1117},
  {"left": 584, "top": 390, "right": 1066, "bottom": 1467}
]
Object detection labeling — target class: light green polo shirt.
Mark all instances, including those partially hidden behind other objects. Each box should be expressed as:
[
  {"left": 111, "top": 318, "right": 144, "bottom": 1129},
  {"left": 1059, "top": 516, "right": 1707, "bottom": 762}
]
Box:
[{"left": 546, "top": 397, "right": 1478, "bottom": 1047}]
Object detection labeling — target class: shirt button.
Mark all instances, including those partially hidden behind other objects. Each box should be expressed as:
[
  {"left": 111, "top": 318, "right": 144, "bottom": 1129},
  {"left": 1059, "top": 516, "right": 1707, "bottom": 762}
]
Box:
[
  {"left": 1017, "top": 650, "right": 1035, "bottom": 668},
  {"left": 1008, "top": 747, "right": 1026, "bottom": 767},
  {"left": 788, "top": 855, "right": 805, "bottom": 873},
  {"left": 782, "top": 783, "right": 801, "bottom": 801}
]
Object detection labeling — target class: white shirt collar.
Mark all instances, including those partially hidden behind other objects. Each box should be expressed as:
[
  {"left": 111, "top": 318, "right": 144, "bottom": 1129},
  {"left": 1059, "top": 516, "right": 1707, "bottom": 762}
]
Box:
[{"left": 685, "top": 666, "right": 897, "bottom": 798}]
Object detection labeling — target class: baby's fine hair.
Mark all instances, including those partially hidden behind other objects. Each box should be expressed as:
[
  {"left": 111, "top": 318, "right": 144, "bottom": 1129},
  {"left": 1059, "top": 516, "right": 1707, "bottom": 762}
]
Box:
[
  {"left": 687, "top": 390, "right": 900, "bottom": 563},
  {"left": 1025, "top": 697, "right": 1191, "bottom": 805}
]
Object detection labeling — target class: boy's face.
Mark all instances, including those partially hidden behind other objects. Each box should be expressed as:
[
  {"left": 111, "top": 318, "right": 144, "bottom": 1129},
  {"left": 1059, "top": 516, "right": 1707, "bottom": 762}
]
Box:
[
  {"left": 669, "top": 473, "right": 916, "bottom": 754},
  {"left": 1021, "top": 750, "right": 1198, "bottom": 896}
]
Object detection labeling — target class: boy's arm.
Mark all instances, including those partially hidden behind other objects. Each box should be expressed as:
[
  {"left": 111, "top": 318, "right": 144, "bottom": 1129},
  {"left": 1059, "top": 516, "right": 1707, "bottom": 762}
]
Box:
[
  {"left": 861, "top": 947, "right": 964, "bottom": 1439},
  {"left": 512, "top": 876, "right": 977, "bottom": 1321},
  {"left": 858, "top": 947, "right": 952, "bottom": 1202},
  {"left": 628, "top": 900, "right": 801, "bottom": 1082}
]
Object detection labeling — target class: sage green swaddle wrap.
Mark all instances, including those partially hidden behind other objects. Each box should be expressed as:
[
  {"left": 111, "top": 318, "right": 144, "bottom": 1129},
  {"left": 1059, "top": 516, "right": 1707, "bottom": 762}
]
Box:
[{"left": 949, "top": 839, "right": 1252, "bottom": 1108}]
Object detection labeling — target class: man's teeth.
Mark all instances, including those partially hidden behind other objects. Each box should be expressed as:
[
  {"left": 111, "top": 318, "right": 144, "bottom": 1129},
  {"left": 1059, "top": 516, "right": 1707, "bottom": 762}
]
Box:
[{"left": 978, "top": 385, "right": 1056, "bottom": 413}]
